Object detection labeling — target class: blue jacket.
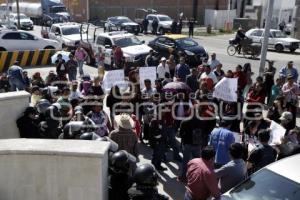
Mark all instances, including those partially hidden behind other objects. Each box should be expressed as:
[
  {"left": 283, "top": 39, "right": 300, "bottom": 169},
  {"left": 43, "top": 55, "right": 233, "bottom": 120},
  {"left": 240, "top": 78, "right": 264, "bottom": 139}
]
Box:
[{"left": 279, "top": 66, "right": 298, "bottom": 82}]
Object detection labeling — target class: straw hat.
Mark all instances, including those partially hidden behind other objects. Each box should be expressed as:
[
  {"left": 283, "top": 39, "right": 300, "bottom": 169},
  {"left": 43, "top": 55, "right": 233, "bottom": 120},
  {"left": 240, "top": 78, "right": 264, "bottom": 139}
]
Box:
[{"left": 114, "top": 114, "right": 134, "bottom": 130}]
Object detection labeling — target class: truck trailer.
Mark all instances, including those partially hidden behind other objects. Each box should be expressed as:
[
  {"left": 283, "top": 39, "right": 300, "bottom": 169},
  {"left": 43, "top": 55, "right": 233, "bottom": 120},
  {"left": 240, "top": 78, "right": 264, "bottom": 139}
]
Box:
[{"left": 11, "top": 0, "right": 70, "bottom": 25}]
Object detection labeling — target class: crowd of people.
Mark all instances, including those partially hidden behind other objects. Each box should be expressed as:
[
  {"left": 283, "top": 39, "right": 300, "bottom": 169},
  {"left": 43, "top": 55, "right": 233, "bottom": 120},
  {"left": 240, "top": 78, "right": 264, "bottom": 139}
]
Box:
[{"left": 0, "top": 44, "right": 299, "bottom": 199}]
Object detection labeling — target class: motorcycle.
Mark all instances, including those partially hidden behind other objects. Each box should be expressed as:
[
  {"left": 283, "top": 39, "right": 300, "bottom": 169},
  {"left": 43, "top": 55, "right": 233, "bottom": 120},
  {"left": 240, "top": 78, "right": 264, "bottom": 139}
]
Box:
[{"left": 227, "top": 37, "right": 262, "bottom": 59}]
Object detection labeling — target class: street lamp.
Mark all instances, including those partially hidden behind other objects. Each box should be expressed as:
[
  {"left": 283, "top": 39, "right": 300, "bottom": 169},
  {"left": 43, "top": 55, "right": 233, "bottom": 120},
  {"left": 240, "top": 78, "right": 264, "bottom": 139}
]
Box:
[{"left": 259, "top": 0, "right": 275, "bottom": 76}]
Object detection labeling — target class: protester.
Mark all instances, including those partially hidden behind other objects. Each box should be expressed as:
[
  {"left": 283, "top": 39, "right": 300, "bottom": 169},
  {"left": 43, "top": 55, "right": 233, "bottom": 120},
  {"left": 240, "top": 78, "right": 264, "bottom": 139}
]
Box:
[
  {"left": 167, "top": 55, "right": 177, "bottom": 78},
  {"left": 109, "top": 114, "right": 138, "bottom": 158},
  {"left": 264, "top": 61, "right": 276, "bottom": 103},
  {"left": 213, "top": 63, "right": 225, "bottom": 81},
  {"left": 209, "top": 119, "right": 236, "bottom": 168},
  {"left": 208, "top": 53, "right": 221, "bottom": 71},
  {"left": 247, "top": 129, "right": 277, "bottom": 174},
  {"left": 178, "top": 107, "right": 205, "bottom": 182},
  {"left": 157, "top": 57, "right": 170, "bottom": 80},
  {"left": 75, "top": 47, "right": 87, "bottom": 76},
  {"left": 234, "top": 65, "right": 247, "bottom": 92},
  {"left": 31, "top": 72, "right": 45, "bottom": 88},
  {"left": 279, "top": 61, "right": 298, "bottom": 82},
  {"left": 55, "top": 54, "right": 67, "bottom": 78},
  {"left": 282, "top": 75, "right": 300, "bottom": 127},
  {"left": 185, "top": 146, "right": 221, "bottom": 200},
  {"left": 7, "top": 61, "right": 25, "bottom": 91},
  {"left": 186, "top": 68, "right": 199, "bottom": 92},
  {"left": 66, "top": 54, "right": 78, "bottom": 81},
  {"left": 215, "top": 143, "right": 247, "bottom": 193},
  {"left": 0, "top": 73, "right": 10, "bottom": 93},
  {"left": 145, "top": 50, "right": 156, "bottom": 67},
  {"left": 199, "top": 65, "right": 218, "bottom": 91}
]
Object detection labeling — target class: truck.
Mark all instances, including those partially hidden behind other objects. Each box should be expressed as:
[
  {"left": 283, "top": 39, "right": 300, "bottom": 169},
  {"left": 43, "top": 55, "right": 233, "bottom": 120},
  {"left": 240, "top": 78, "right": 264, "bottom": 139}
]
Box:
[{"left": 11, "top": 0, "right": 70, "bottom": 25}]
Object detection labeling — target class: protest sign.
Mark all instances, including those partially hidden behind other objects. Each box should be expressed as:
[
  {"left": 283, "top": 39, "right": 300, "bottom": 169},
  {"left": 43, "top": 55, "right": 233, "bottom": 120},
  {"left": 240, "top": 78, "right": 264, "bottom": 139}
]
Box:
[
  {"left": 139, "top": 67, "right": 157, "bottom": 90},
  {"left": 269, "top": 120, "right": 286, "bottom": 145},
  {"left": 102, "top": 70, "right": 126, "bottom": 93},
  {"left": 213, "top": 77, "right": 238, "bottom": 102}
]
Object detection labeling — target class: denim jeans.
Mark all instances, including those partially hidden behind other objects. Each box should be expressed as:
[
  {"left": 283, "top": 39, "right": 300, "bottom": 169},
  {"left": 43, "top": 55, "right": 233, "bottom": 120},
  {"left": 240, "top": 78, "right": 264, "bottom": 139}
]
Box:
[
  {"left": 77, "top": 60, "right": 84, "bottom": 75},
  {"left": 9, "top": 78, "right": 25, "bottom": 91},
  {"left": 152, "top": 141, "right": 166, "bottom": 167},
  {"left": 165, "top": 126, "right": 180, "bottom": 158},
  {"left": 68, "top": 70, "right": 77, "bottom": 82},
  {"left": 180, "top": 144, "right": 201, "bottom": 178}
]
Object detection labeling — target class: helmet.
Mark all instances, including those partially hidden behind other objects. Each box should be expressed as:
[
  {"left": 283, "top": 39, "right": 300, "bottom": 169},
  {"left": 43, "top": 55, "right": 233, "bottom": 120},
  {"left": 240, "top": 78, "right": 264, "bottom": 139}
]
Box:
[
  {"left": 110, "top": 150, "right": 136, "bottom": 173},
  {"left": 134, "top": 164, "right": 158, "bottom": 187},
  {"left": 63, "top": 121, "right": 84, "bottom": 139},
  {"left": 36, "top": 99, "right": 51, "bottom": 114},
  {"left": 79, "top": 132, "right": 100, "bottom": 140}
]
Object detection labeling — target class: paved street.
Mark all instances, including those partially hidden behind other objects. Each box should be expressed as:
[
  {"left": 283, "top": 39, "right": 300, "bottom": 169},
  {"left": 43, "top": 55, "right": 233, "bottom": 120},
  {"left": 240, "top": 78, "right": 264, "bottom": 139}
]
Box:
[{"left": 24, "top": 26, "right": 300, "bottom": 200}]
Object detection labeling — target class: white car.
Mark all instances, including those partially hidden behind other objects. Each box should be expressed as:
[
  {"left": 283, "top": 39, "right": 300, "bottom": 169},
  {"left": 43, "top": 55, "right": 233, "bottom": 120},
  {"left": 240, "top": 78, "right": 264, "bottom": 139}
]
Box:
[
  {"left": 0, "top": 30, "right": 61, "bottom": 51},
  {"left": 7, "top": 13, "right": 33, "bottom": 30},
  {"left": 93, "top": 31, "right": 152, "bottom": 66},
  {"left": 246, "top": 28, "right": 300, "bottom": 52},
  {"left": 48, "top": 22, "right": 89, "bottom": 49},
  {"left": 221, "top": 154, "right": 300, "bottom": 200},
  {"left": 146, "top": 14, "right": 173, "bottom": 35}
]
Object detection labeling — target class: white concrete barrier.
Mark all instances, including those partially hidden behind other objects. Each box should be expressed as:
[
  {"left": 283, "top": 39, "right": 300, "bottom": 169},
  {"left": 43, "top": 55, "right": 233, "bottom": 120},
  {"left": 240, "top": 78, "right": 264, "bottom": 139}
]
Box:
[
  {"left": 0, "top": 91, "right": 30, "bottom": 139},
  {"left": 0, "top": 139, "right": 110, "bottom": 200}
]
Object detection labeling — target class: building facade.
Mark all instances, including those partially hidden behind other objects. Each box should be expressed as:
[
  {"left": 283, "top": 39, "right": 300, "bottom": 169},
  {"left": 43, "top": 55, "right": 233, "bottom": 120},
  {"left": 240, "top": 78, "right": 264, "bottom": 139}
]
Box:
[{"left": 64, "top": 0, "right": 228, "bottom": 24}]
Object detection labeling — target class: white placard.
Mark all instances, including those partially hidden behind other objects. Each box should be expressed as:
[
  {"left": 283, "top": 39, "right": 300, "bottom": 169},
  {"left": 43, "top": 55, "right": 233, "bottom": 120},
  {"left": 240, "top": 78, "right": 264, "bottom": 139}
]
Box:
[
  {"left": 102, "top": 70, "right": 126, "bottom": 93},
  {"left": 213, "top": 77, "right": 238, "bottom": 102},
  {"left": 139, "top": 67, "right": 157, "bottom": 90},
  {"left": 269, "top": 120, "right": 286, "bottom": 145}
]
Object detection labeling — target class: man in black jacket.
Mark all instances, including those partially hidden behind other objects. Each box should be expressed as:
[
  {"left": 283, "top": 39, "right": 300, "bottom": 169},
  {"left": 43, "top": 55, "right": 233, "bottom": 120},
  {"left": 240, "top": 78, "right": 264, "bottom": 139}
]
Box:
[{"left": 17, "top": 107, "right": 40, "bottom": 138}]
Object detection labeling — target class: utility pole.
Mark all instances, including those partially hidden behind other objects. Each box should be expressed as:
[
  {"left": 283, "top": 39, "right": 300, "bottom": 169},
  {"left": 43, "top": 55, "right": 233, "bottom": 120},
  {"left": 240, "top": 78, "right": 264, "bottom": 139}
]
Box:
[
  {"left": 259, "top": 0, "right": 275, "bottom": 76},
  {"left": 6, "top": 0, "right": 10, "bottom": 25},
  {"left": 16, "top": 0, "right": 20, "bottom": 29}
]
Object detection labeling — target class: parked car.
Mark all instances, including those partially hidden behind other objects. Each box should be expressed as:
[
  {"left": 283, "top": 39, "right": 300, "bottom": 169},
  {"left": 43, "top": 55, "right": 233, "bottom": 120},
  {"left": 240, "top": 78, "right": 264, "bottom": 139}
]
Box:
[
  {"left": 134, "top": 8, "right": 157, "bottom": 30},
  {"left": 48, "top": 22, "right": 89, "bottom": 49},
  {"left": 246, "top": 28, "right": 300, "bottom": 52},
  {"left": 7, "top": 13, "right": 34, "bottom": 30},
  {"left": 104, "top": 16, "right": 140, "bottom": 35},
  {"left": 221, "top": 154, "right": 300, "bottom": 200},
  {"left": 0, "top": 30, "right": 61, "bottom": 51},
  {"left": 148, "top": 34, "right": 208, "bottom": 66},
  {"left": 93, "top": 31, "right": 152, "bottom": 67},
  {"left": 146, "top": 14, "right": 173, "bottom": 35}
]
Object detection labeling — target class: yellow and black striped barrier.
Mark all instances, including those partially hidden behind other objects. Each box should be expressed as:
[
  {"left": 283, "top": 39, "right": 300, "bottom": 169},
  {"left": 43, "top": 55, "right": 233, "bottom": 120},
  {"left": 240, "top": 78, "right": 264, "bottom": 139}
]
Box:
[{"left": 0, "top": 49, "right": 57, "bottom": 73}]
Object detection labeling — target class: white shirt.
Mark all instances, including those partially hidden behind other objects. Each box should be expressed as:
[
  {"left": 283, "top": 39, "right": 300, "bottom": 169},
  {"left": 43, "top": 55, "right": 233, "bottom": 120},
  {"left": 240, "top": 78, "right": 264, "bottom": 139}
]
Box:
[
  {"left": 200, "top": 71, "right": 218, "bottom": 84},
  {"left": 157, "top": 63, "right": 170, "bottom": 79},
  {"left": 209, "top": 59, "right": 221, "bottom": 71}
]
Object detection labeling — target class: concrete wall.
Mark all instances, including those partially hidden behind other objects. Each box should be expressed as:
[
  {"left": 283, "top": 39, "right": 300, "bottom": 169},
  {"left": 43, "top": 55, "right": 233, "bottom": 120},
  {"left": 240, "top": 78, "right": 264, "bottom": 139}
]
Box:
[
  {"left": 0, "top": 91, "right": 30, "bottom": 139},
  {"left": 0, "top": 139, "right": 110, "bottom": 200},
  {"left": 205, "top": 9, "right": 237, "bottom": 29}
]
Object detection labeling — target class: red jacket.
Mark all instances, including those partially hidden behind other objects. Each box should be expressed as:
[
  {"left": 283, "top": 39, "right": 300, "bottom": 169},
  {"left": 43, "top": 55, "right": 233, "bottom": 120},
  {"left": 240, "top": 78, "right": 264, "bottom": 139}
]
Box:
[
  {"left": 234, "top": 71, "right": 247, "bottom": 91},
  {"left": 247, "top": 90, "right": 265, "bottom": 104}
]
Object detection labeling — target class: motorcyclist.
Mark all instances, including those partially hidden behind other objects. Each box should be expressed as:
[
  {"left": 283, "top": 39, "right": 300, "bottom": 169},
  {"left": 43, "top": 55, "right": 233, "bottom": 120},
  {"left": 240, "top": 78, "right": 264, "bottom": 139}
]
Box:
[
  {"left": 235, "top": 27, "right": 246, "bottom": 54},
  {"left": 39, "top": 103, "right": 62, "bottom": 139},
  {"left": 128, "top": 163, "right": 169, "bottom": 200},
  {"left": 59, "top": 121, "right": 85, "bottom": 139},
  {"left": 36, "top": 99, "right": 51, "bottom": 121},
  {"left": 109, "top": 150, "right": 137, "bottom": 200}
]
